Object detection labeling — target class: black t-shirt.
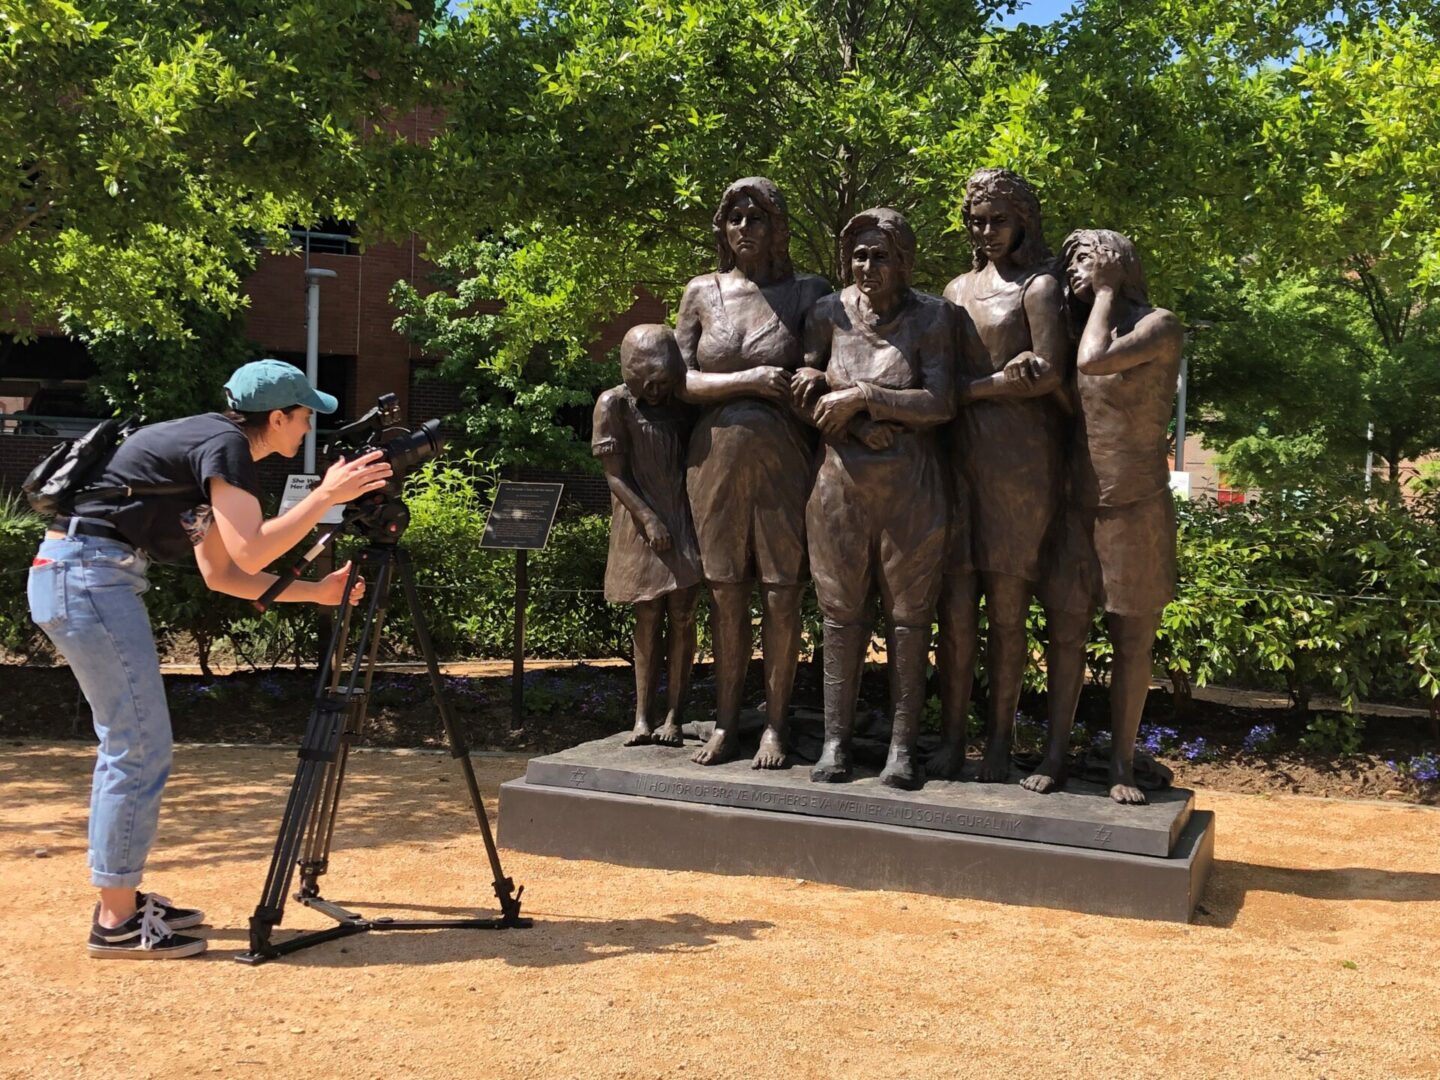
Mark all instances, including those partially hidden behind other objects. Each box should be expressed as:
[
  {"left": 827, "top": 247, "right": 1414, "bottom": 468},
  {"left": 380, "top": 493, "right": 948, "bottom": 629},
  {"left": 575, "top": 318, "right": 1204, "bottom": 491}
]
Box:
[{"left": 71, "top": 413, "right": 264, "bottom": 563}]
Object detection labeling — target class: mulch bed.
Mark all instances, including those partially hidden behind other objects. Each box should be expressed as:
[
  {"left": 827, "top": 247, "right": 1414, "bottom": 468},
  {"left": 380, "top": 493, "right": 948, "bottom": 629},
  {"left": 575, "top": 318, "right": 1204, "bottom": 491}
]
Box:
[{"left": 3, "top": 660, "right": 1436, "bottom": 804}]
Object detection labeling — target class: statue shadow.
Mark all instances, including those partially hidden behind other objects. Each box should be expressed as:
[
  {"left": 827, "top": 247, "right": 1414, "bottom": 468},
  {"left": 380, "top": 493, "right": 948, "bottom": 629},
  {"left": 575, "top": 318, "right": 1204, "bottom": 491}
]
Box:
[
  {"left": 194, "top": 910, "right": 774, "bottom": 968},
  {"left": 1196, "top": 859, "right": 1440, "bottom": 928}
]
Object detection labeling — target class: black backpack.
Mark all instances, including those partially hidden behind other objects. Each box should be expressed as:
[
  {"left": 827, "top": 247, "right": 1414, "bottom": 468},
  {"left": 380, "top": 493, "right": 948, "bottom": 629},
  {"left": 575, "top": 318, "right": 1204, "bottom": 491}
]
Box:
[{"left": 22, "top": 416, "right": 188, "bottom": 517}]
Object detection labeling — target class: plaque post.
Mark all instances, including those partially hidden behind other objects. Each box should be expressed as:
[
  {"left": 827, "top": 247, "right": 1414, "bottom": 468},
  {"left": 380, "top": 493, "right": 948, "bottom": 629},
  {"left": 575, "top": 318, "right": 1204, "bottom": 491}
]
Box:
[
  {"left": 512, "top": 548, "right": 528, "bottom": 729},
  {"left": 479, "top": 481, "right": 564, "bottom": 734}
]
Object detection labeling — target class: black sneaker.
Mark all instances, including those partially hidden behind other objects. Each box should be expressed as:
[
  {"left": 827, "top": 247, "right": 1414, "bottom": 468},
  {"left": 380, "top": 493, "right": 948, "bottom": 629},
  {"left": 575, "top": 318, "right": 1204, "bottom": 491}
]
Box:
[
  {"left": 136, "top": 891, "right": 204, "bottom": 930},
  {"left": 88, "top": 895, "right": 207, "bottom": 960}
]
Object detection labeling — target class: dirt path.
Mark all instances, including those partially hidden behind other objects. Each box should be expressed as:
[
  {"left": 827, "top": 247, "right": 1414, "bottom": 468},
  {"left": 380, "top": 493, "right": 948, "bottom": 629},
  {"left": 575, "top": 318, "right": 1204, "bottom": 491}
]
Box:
[{"left": 2, "top": 743, "right": 1437, "bottom": 1080}]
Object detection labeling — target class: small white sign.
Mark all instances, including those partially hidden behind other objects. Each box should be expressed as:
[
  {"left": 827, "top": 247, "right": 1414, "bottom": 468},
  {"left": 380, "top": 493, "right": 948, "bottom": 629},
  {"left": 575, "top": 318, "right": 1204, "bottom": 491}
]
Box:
[
  {"left": 281, "top": 474, "right": 344, "bottom": 524},
  {"left": 1169, "top": 470, "right": 1192, "bottom": 500}
]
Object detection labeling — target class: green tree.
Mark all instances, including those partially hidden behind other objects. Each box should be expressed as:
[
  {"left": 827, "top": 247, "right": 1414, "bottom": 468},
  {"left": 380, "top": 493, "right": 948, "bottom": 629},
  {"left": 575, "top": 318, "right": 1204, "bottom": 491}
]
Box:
[
  {"left": 0, "top": 0, "right": 456, "bottom": 339},
  {"left": 403, "top": 0, "right": 1334, "bottom": 372},
  {"left": 394, "top": 239, "right": 618, "bottom": 470},
  {"left": 75, "top": 302, "right": 259, "bottom": 420},
  {"left": 1184, "top": 268, "right": 1440, "bottom": 492},
  {"left": 1238, "top": 14, "right": 1440, "bottom": 483}
]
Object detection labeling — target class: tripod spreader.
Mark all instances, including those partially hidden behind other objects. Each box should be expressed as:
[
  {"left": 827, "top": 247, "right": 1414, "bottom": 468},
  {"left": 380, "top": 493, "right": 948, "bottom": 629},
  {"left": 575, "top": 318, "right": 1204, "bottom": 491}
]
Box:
[{"left": 239, "top": 540, "right": 532, "bottom": 966}]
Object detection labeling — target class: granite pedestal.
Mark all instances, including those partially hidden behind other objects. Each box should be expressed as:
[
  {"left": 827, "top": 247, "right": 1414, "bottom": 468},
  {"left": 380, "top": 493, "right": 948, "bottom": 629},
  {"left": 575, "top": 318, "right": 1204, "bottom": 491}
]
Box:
[{"left": 499, "top": 734, "right": 1214, "bottom": 921}]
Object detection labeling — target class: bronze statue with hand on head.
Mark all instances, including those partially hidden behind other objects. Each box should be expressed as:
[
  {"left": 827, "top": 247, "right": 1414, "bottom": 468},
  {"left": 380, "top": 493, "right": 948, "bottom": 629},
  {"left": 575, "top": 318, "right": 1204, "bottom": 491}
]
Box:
[{"left": 1058, "top": 228, "right": 1183, "bottom": 805}]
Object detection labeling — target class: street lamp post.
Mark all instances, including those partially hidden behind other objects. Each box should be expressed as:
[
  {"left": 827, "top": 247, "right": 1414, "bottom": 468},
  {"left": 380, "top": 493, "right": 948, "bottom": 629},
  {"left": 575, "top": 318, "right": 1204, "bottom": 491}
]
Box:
[
  {"left": 303, "top": 267, "right": 338, "bottom": 473},
  {"left": 1174, "top": 352, "right": 1189, "bottom": 472}
]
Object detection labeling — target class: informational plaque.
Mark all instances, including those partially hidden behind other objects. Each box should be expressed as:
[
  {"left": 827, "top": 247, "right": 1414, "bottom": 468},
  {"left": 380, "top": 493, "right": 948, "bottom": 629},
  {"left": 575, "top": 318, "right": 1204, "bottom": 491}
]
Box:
[
  {"left": 280, "top": 474, "right": 345, "bottom": 524},
  {"left": 481, "top": 481, "right": 563, "bottom": 551}
]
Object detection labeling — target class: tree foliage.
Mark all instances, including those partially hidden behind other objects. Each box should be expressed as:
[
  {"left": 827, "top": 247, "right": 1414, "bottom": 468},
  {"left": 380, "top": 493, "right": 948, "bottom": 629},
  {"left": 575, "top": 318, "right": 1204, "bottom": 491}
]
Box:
[
  {"left": 75, "top": 302, "right": 258, "bottom": 420},
  {"left": 392, "top": 239, "right": 619, "bottom": 469},
  {"left": 1185, "top": 269, "right": 1440, "bottom": 490},
  {"left": 0, "top": 0, "right": 455, "bottom": 338},
  {"left": 7, "top": 0, "right": 1439, "bottom": 485},
  {"left": 1202, "top": 11, "right": 1440, "bottom": 486},
  {"left": 404, "top": 2, "right": 1435, "bottom": 385}
]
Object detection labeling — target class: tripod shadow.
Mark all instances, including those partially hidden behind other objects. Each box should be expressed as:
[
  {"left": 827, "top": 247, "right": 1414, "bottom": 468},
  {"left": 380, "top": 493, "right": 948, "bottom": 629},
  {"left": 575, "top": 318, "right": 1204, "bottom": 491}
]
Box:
[
  {"left": 1194, "top": 859, "right": 1440, "bottom": 928},
  {"left": 195, "top": 910, "right": 774, "bottom": 968}
]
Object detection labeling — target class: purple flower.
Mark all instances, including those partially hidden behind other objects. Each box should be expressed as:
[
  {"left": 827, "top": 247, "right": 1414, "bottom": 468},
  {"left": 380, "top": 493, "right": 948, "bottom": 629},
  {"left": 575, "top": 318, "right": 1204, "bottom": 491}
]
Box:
[
  {"left": 1242, "top": 722, "right": 1277, "bottom": 754},
  {"left": 1180, "top": 737, "right": 1210, "bottom": 763},
  {"left": 1139, "top": 725, "right": 1180, "bottom": 755}
]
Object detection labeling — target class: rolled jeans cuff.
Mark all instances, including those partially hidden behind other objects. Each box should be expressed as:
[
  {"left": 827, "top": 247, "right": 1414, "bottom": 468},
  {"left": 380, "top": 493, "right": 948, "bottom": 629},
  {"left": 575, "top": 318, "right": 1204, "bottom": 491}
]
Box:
[{"left": 90, "top": 867, "right": 144, "bottom": 890}]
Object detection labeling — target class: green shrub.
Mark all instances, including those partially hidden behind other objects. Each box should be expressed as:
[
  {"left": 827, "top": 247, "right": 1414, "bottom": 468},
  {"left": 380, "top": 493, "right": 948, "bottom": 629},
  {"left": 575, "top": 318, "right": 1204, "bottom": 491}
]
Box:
[
  {"left": 0, "top": 490, "right": 48, "bottom": 658},
  {"left": 1299, "top": 712, "right": 1366, "bottom": 757},
  {"left": 1159, "top": 492, "right": 1440, "bottom": 716},
  {"left": 372, "top": 456, "right": 634, "bottom": 660},
  {"left": 14, "top": 465, "right": 1440, "bottom": 724}
]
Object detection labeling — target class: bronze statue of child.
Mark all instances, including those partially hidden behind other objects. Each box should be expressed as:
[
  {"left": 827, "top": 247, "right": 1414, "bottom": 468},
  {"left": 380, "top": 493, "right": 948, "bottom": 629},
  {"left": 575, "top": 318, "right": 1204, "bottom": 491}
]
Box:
[{"left": 593, "top": 325, "right": 703, "bottom": 747}]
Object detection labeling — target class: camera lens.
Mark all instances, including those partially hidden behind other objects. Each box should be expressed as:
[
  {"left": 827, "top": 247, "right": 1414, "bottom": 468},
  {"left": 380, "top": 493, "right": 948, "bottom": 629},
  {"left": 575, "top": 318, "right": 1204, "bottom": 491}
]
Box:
[{"left": 381, "top": 419, "right": 443, "bottom": 478}]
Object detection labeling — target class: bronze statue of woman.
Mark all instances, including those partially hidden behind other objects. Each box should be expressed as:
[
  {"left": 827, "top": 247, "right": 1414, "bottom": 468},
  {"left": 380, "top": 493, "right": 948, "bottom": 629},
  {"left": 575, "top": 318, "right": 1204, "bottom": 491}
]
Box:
[
  {"left": 1060, "top": 228, "right": 1183, "bottom": 804},
  {"left": 793, "top": 208, "right": 954, "bottom": 789},
  {"left": 675, "top": 177, "right": 831, "bottom": 769},
  {"left": 937, "top": 168, "right": 1070, "bottom": 783}
]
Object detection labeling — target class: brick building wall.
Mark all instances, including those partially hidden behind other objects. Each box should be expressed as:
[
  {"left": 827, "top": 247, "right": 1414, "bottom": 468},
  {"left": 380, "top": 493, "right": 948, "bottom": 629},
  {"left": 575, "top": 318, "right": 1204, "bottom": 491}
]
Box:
[
  {"left": 242, "top": 238, "right": 434, "bottom": 423},
  {"left": 0, "top": 433, "right": 56, "bottom": 489}
]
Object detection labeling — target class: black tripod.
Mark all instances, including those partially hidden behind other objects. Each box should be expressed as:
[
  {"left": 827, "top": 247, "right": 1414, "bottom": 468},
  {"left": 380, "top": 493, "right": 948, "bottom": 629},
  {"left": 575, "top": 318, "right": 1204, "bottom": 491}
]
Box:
[{"left": 239, "top": 509, "right": 531, "bottom": 965}]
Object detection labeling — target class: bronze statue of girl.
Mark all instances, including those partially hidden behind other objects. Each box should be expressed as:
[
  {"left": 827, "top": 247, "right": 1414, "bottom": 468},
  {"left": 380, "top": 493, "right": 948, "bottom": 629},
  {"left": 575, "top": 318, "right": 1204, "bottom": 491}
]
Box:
[
  {"left": 1055, "top": 228, "right": 1183, "bottom": 804},
  {"left": 938, "top": 168, "right": 1070, "bottom": 783},
  {"left": 593, "top": 325, "right": 703, "bottom": 748}
]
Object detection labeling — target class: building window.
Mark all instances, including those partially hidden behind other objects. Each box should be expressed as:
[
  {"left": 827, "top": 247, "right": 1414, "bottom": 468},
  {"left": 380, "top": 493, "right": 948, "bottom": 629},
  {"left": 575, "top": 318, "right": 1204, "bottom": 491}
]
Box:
[
  {"left": 270, "top": 352, "right": 355, "bottom": 429},
  {"left": 287, "top": 219, "right": 359, "bottom": 257}
]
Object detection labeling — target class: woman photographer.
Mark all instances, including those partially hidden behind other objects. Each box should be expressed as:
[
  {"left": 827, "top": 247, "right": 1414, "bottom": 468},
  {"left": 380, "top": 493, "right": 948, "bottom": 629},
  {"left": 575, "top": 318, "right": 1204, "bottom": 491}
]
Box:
[{"left": 27, "top": 359, "right": 391, "bottom": 959}]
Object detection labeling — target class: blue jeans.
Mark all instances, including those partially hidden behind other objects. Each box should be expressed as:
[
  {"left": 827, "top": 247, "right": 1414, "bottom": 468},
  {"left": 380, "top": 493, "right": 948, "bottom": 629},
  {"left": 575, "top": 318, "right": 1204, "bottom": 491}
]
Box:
[{"left": 28, "top": 527, "right": 171, "bottom": 889}]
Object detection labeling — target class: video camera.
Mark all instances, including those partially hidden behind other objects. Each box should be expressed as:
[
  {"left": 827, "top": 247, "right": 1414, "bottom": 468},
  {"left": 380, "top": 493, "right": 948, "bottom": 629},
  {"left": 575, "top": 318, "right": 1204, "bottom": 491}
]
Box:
[
  {"left": 323, "top": 393, "right": 444, "bottom": 542},
  {"left": 325, "top": 393, "right": 443, "bottom": 487}
]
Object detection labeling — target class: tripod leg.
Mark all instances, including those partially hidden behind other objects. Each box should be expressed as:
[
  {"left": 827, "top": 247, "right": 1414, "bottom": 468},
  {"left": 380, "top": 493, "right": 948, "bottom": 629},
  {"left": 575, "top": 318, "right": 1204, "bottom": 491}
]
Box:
[
  {"left": 244, "top": 557, "right": 377, "bottom": 959},
  {"left": 396, "top": 547, "right": 527, "bottom": 925},
  {"left": 299, "top": 548, "right": 395, "bottom": 897}
]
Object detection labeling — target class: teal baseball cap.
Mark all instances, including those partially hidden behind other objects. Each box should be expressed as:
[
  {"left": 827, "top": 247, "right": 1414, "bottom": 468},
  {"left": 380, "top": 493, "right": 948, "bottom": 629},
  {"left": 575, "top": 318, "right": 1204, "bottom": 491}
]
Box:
[{"left": 224, "top": 359, "right": 338, "bottom": 414}]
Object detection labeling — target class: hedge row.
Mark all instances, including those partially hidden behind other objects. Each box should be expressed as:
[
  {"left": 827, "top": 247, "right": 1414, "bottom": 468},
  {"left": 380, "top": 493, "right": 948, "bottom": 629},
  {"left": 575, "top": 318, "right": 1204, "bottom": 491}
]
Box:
[{"left": 4, "top": 476, "right": 1439, "bottom": 724}]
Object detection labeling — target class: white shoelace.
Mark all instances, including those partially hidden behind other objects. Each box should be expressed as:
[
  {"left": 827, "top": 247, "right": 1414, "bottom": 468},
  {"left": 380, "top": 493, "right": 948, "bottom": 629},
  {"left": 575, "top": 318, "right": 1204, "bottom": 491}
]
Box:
[{"left": 137, "top": 895, "right": 174, "bottom": 949}]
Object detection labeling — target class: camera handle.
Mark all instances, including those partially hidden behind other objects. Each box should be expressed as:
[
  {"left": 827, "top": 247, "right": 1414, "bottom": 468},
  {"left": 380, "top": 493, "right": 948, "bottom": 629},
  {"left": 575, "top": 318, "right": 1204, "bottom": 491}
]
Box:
[{"left": 252, "top": 523, "right": 346, "bottom": 612}]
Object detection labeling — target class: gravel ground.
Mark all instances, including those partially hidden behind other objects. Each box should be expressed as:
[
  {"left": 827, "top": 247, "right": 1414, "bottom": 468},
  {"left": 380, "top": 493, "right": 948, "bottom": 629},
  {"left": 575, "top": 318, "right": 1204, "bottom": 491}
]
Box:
[{"left": 1, "top": 743, "right": 1437, "bottom": 1080}]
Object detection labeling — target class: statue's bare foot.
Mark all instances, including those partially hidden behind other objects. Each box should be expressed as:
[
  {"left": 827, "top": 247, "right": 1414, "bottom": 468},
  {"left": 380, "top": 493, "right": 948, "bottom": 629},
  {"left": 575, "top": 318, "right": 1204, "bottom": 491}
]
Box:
[
  {"left": 1109, "top": 762, "right": 1147, "bottom": 805},
  {"left": 751, "top": 727, "right": 787, "bottom": 769},
  {"left": 976, "top": 741, "right": 1012, "bottom": 783},
  {"left": 810, "top": 742, "right": 852, "bottom": 783},
  {"left": 623, "top": 718, "right": 652, "bottom": 747},
  {"left": 1109, "top": 758, "right": 1147, "bottom": 803},
  {"left": 1020, "top": 756, "right": 1067, "bottom": 794},
  {"left": 691, "top": 727, "right": 739, "bottom": 766},
  {"left": 650, "top": 720, "right": 685, "bottom": 747},
  {"left": 879, "top": 748, "right": 923, "bottom": 791},
  {"left": 926, "top": 739, "right": 967, "bottom": 781}
]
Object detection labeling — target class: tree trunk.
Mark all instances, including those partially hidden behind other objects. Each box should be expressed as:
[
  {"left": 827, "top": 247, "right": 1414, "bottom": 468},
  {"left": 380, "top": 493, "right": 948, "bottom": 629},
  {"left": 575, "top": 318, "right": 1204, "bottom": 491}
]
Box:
[{"left": 1167, "top": 666, "right": 1193, "bottom": 718}]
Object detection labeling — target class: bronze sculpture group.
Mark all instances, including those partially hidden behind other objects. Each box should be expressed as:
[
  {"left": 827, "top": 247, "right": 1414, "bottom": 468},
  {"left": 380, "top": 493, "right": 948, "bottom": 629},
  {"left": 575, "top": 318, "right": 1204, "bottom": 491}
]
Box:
[{"left": 596, "top": 172, "right": 1182, "bottom": 806}]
